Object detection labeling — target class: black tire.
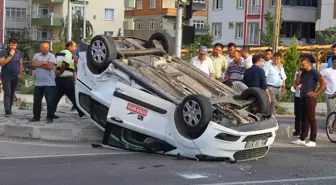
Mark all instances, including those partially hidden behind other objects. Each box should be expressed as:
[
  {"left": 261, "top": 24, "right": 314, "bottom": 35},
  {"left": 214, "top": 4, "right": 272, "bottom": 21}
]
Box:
[
  {"left": 326, "top": 112, "right": 336, "bottom": 143},
  {"left": 240, "top": 87, "right": 270, "bottom": 114},
  {"left": 147, "top": 32, "right": 175, "bottom": 55},
  {"left": 87, "top": 35, "right": 118, "bottom": 74},
  {"left": 175, "top": 94, "right": 213, "bottom": 139}
]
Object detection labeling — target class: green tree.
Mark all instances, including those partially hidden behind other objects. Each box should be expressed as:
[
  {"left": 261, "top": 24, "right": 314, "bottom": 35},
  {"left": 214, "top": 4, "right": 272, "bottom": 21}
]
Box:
[
  {"left": 194, "top": 33, "right": 214, "bottom": 48},
  {"left": 281, "top": 36, "right": 300, "bottom": 102},
  {"left": 260, "top": 11, "right": 283, "bottom": 46},
  {"left": 59, "top": 12, "right": 95, "bottom": 43},
  {"left": 316, "top": 26, "right": 336, "bottom": 44}
]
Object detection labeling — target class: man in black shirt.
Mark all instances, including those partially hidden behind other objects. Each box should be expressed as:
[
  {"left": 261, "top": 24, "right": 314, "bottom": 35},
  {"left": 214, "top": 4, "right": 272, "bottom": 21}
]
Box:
[
  {"left": 243, "top": 55, "right": 271, "bottom": 103},
  {"left": 292, "top": 57, "right": 326, "bottom": 147}
]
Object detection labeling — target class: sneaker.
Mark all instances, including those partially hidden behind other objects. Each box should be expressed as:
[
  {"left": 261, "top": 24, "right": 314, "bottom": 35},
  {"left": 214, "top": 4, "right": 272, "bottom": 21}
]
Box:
[
  {"left": 305, "top": 141, "right": 316, "bottom": 147},
  {"left": 5, "top": 113, "right": 10, "bottom": 117},
  {"left": 293, "top": 131, "right": 300, "bottom": 137},
  {"left": 291, "top": 139, "right": 306, "bottom": 146}
]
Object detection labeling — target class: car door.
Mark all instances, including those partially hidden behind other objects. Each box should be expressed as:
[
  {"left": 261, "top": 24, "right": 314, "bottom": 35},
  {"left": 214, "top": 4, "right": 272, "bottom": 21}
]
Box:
[{"left": 107, "top": 82, "right": 176, "bottom": 141}]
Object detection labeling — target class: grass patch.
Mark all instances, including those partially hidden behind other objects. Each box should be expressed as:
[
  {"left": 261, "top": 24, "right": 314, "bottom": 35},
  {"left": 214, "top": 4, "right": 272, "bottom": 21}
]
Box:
[{"left": 276, "top": 105, "right": 289, "bottom": 115}]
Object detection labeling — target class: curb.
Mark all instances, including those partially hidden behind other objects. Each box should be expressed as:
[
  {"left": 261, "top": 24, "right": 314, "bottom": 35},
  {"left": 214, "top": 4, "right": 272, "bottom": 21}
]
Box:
[{"left": 0, "top": 123, "right": 103, "bottom": 142}]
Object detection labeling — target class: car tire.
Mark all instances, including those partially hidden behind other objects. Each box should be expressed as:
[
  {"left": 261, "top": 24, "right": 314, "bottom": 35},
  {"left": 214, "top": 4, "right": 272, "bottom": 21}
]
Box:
[
  {"left": 175, "top": 94, "right": 213, "bottom": 139},
  {"left": 147, "top": 32, "right": 175, "bottom": 55},
  {"left": 87, "top": 35, "right": 118, "bottom": 74},
  {"left": 240, "top": 87, "right": 270, "bottom": 114}
]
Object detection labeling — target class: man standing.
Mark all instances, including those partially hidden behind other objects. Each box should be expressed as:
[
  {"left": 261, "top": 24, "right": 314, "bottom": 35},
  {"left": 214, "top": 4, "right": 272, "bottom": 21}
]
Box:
[
  {"left": 293, "top": 60, "right": 303, "bottom": 137},
  {"left": 240, "top": 46, "right": 253, "bottom": 69},
  {"left": 263, "top": 52, "right": 287, "bottom": 115},
  {"left": 0, "top": 38, "right": 23, "bottom": 117},
  {"left": 262, "top": 49, "right": 273, "bottom": 67},
  {"left": 292, "top": 58, "right": 326, "bottom": 147},
  {"left": 224, "top": 43, "right": 237, "bottom": 64},
  {"left": 321, "top": 56, "right": 336, "bottom": 134},
  {"left": 327, "top": 44, "right": 336, "bottom": 68},
  {"left": 209, "top": 43, "right": 228, "bottom": 81},
  {"left": 243, "top": 55, "right": 271, "bottom": 103},
  {"left": 30, "top": 41, "right": 56, "bottom": 123},
  {"left": 190, "top": 46, "right": 215, "bottom": 78},
  {"left": 54, "top": 41, "right": 84, "bottom": 117},
  {"left": 224, "top": 51, "right": 246, "bottom": 82}
]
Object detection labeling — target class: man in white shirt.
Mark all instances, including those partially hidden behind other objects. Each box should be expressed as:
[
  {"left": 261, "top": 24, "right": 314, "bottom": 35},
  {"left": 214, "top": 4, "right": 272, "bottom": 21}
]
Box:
[
  {"left": 240, "top": 46, "right": 253, "bottom": 68},
  {"left": 190, "top": 46, "right": 215, "bottom": 78},
  {"left": 262, "top": 49, "right": 273, "bottom": 67},
  {"left": 321, "top": 56, "right": 336, "bottom": 134}
]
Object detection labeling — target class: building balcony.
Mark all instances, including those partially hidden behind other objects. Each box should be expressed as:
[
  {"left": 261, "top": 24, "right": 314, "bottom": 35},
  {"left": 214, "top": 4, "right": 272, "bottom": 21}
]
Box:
[
  {"left": 195, "top": 27, "right": 209, "bottom": 35},
  {"left": 192, "top": 1, "right": 206, "bottom": 11},
  {"left": 32, "top": 0, "right": 64, "bottom": 3},
  {"left": 248, "top": 5, "right": 261, "bottom": 15},
  {"left": 31, "top": 14, "right": 63, "bottom": 27}
]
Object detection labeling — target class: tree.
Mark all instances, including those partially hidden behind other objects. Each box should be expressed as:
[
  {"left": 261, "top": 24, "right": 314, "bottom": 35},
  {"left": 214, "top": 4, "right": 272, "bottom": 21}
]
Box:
[
  {"left": 260, "top": 11, "right": 283, "bottom": 46},
  {"left": 317, "top": 26, "right": 336, "bottom": 44},
  {"left": 194, "top": 33, "right": 214, "bottom": 48},
  {"left": 59, "top": 12, "right": 95, "bottom": 43}
]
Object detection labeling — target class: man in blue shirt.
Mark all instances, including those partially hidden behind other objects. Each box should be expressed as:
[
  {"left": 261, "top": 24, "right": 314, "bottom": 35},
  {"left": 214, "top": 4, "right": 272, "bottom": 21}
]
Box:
[
  {"left": 327, "top": 44, "right": 336, "bottom": 68},
  {"left": 0, "top": 38, "right": 23, "bottom": 117},
  {"left": 243, "top": 55, "right": 271, "bottom": 103}
]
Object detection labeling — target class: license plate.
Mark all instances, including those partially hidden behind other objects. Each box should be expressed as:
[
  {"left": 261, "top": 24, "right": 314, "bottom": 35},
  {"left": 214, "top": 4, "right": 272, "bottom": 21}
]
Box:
[{"left": 245, "top": 139, "right": 268, "bottom": 148}]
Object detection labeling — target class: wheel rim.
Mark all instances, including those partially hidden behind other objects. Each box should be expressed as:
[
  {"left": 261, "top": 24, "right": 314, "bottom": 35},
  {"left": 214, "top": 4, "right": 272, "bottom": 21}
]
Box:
[
  {"left": 91, "top": 40, "right": 107, "bottom": 64},
  {"left": 182, "top": 100, "right": 202, "bottom": 127}
]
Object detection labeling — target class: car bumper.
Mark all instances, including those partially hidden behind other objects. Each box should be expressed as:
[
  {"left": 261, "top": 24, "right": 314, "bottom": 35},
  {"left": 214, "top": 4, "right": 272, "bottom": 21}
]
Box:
[{"left": 193, "top": 116, "right": 279, "bottom": 162}]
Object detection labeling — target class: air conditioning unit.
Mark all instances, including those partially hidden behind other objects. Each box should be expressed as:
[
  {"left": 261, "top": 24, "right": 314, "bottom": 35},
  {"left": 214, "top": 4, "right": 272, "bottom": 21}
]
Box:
[
  {"left": 228, "top": 22, "right": 234, "bottom": 29},
  {"left": 124, "top": 0, "right": 135, "bottom": 9},
  {"left": 123, "top": 20, "right": 134, "bottom": 30}
]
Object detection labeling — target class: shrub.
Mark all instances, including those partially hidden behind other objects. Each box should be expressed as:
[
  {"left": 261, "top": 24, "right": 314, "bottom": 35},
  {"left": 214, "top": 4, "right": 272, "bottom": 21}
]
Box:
[{"left": 19, "top": 74, "right": 35, "bottom": 94}]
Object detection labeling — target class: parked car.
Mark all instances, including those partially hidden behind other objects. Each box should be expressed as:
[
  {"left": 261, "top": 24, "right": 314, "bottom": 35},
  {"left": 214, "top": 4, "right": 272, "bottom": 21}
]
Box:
[{"left": 75, "top": 32, "right": 279, "bottom": 162}]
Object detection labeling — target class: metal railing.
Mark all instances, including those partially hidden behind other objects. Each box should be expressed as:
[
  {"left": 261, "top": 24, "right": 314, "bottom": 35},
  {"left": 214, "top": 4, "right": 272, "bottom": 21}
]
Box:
[{"left": 248, "top": 5, "right": 261, "bottom": 15}]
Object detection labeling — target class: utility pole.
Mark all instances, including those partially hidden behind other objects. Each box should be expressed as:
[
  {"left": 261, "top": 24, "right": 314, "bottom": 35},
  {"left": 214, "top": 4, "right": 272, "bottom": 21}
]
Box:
[
  {"left": 67, "top": 0, "right": 72, "bottom": 42},
  {"left": 175, "top": 1, "right": 183, "bottom": 58},
  {"left": 272, "top": 0, "right": 281, "bottom": 52},
  {"left": 83, "top": 0, "right": 86, "bottom": 40}
]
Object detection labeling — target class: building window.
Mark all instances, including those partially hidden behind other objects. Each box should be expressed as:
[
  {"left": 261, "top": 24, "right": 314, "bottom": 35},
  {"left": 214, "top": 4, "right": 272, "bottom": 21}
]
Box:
[
  {"left": 39, "top": 29, "right": 53, "bottom": 40},
  {"left": 193, "top": 20, "right": 205, "bottom": 28},
  {"left": 150, "top": 0, "right": 156, "bottom": 9},
  {"left": 135, "top": 20, "right": 142, "bottom": 30},
  {"left": 194, "top": 0, "right": 206, "bottom": 3},
  {"left": 272, "top": 0, "right": 317, "bottom": 7},
  {"left": 213, "top": 0, "right": 223, "bottom": 10},
  {"left": 248, "top": 0, "right": 261, "bottom": 15},
  {"left": 247, "top": 23, "right": 259, "bottom": 45},
  {"left": 137, "top": 0, "right": 143, "bottom": 9},
  {"left": 237, "top": 0, "right": 244, "bottom": 9},
  {"left": 73, "top": 6, "right": 84, "bottom": 16},
  {"left": 236, "top": 23, "right": 243, "bottom": 39},
  {"left": 280, "top": 21, "right": 315, "bottom": 39},
  {"left": 5, "top": 28, "right": 26, "bottom": 40},
  {"left": 212, "top": 23, "right": 222, "bottom": 38},
  {"left": 5, "top": 8, "right": 27, "bottom": 20},
  {"left": 149, "top": 19, "right": 155, "bottom": 30},
  {"left": 104, "top": 8, "right": 115, "bottom": 20},
  {"left": 104, "top": 31, "right": 114, "bottom": 36}
]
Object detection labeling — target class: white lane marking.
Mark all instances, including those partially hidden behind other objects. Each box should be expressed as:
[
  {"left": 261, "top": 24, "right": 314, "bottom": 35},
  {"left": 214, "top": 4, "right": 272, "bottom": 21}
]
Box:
[
  {"left": 177, "top": 172, "right": 208, "bottom": 179},
  {"left": 197, "top": 176, "right": 336, "bottom": 185},
  {"left": 0, "top": 152, "right": 136, "bottom": 160}
]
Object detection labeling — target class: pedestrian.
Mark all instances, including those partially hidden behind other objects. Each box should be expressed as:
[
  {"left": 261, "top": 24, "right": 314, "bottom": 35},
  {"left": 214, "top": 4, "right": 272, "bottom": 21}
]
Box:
[
  {"left": 224, "top": 51, "right": 246, "bottom": 82},
  {"left": 0, "top": 38, "right": 23, "bottom": 117},
  {"left": 70, "top": 46, "right": 81, "bottom": 112},
  {"left": 321, "top": 56, "right": 336, "bottom": 134},
  {"left": 292, "top": 57, "right": 326, "bottom": 147},
  {"left": 243, "top": 55, "right": 271, "bottom": 103},
  {"left": 224, "top": 43, "right": 237, "bottom": 64},
  {"left": 209, "top": 43, "right": 228, "bottom": 81},
  {"left": 240, "top": 46, "right": 253, "bottom": 68},
  {"left": 327, "top": 44, "right": 336, "bottom": 68},
  {"left": 190, "top": 46, "right": 215, "bottom": 78},
  {"left": 54, "top": 41, "right": 85, "bottom": 118},
  {"left": 262, "top": 49, "right": 273, "bottom": 67},
  {"left": 292, "top": 60, "right": 303, "bottom": 137},
  {"left": 263, "top": 52, "right": 287, "bottom": 115},
  {"left": 30, "top": 41, "right": 57, "bottom": 123}
]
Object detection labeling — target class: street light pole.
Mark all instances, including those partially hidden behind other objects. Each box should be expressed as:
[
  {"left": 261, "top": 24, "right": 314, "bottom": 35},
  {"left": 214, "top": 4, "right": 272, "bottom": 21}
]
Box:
[
  {"left": 272, "top": 0, "right": 281, "bottom": 52},
  {"left": 83, "top": 0, "right": 86, "bottom": 40},
  {"left": 175, "top": 1, "right": 183, "bottom": 58},
  {"left": 67, "top": 0, "right": 72, "bottom": 42}
]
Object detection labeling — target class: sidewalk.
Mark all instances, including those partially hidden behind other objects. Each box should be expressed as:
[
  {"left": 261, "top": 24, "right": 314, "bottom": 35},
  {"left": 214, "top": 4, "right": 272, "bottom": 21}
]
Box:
[
  {"left": 0, "top": 94, "right": 103, "bottom": 142},
  {"left": 279, "top": 102, "right": 328, "bottom": 115}
]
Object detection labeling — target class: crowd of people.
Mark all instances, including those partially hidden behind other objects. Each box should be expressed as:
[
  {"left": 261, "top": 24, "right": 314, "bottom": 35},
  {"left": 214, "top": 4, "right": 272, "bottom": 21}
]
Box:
[{"left": 190, "top": 43, "right": 336, "bottom": 147}]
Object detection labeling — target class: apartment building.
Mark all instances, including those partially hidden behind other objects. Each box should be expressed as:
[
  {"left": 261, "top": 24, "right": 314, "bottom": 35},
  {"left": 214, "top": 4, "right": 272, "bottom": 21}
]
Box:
[
  {"left": 315, "top": 0, "right": 335, "bottom": 43},
  {"left": 4, "top": 0, "right": 29, "bottom": 42},
  {"left": 30, "top": 0, "right": 124, "bottom": 42},
  {"left": 0, "top": 0, "right": 4, "bottom": 45},
  {"left": 208, "top": 0, "right": 318, "bottom": 46},
  {"left": 124, "top": 0, "right": 208, "bottom": 40}
]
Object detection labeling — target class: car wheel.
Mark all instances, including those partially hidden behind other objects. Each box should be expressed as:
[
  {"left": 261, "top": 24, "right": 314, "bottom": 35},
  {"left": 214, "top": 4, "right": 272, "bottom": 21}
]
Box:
[
  {"left": 147, "top": 32, "right": 175, "bottom": 55},
  {"left": 175, "top": 94, "right": 213, "bottom": 139},
  {"left": 87, "top": 35, "right": 118, "bottom": 74},
  {"left": 240, "top": 87, "right": 270, "bottom": 114}
]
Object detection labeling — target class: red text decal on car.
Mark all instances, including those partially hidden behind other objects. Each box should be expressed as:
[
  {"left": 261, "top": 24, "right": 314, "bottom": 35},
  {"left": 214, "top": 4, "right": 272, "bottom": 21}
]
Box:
[{"left": 126, "top": 103, "right": 148, "bottom": 117}]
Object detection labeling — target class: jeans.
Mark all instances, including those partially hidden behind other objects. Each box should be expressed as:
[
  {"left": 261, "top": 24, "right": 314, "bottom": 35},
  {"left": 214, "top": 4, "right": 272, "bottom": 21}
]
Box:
[
  {"left": 300, "top": 97, "right": 317, "bottom": 142},
  {"left": 294, "top": 97, "right": 303, "bottom": 134},
  {"left": 268, "top": 86, "right": 281, "bottom": 115},
  {"left": 2, "top": 76, "right": 19, "bottom": 114},
  {"left": 33, "top": 86, "right": 56, "bottom": 119}
]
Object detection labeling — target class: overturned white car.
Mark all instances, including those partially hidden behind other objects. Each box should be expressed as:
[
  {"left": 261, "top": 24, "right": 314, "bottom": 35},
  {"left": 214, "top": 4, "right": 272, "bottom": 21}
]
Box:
[{"left": 75, "top": 32, "right": 279, "bottom": 162}]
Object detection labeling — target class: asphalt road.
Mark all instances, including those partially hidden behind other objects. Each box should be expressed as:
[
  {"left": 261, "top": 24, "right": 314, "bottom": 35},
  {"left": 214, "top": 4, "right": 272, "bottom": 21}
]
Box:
[{"left": 1, "top": 116, "right": 336, "bottom": 185}]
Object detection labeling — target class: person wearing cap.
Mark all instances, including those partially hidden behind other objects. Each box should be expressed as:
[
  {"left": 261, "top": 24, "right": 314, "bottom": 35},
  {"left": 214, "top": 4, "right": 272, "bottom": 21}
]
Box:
[
  {"left": 190, "top": 46, "right": 215, "bottom": 78},
  {"left": 0, "top": 38, "right": 24, "bottom": 117}
]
